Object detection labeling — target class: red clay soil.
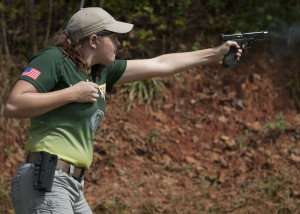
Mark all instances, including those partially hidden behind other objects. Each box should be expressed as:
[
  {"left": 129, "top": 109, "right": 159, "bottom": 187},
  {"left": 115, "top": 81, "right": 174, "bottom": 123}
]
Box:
[{"left": 1, "top": 44, "right": 300, "bottom": 213}]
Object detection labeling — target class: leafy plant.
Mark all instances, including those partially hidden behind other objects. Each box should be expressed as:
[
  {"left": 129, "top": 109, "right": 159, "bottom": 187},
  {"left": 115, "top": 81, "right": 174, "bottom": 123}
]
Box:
[
  {"left": 149, "top": 129, "right": 160, "bottom": 145},
  {"left": 265, "top": 112, "right": 287, "bottom": 136},
  {"left": 191, "top": 42, "right": 200, "bottom": 51},
  {"left": 4, "top": 146, "right": 13, "bottom": 156},
  {"left": 120, "top": 78, "right": 165, "bottom": 112}
]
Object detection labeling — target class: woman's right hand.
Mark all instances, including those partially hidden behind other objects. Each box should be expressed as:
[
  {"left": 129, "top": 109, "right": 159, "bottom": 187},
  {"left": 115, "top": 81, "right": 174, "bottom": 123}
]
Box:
[
  {"left": 4, "top": 80, "right": 100, "bottom": 118},
  {"left": 71, "top": 81, "right": 99, "bottom": 103}
]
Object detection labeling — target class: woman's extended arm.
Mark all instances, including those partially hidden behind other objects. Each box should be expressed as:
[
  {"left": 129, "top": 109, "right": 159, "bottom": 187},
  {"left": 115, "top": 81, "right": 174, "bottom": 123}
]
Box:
[
  {"left": 4, "top": 80, "right": 100, "bottom": 118},
  {"left": 116, "top": 41, "right": 241, "bottom": 84}
]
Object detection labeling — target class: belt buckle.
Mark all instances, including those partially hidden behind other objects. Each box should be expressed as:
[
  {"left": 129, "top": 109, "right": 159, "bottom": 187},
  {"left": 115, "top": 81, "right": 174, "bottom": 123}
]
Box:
[{"left": 68, "top": 164, "right": 74, "bottom": 176}]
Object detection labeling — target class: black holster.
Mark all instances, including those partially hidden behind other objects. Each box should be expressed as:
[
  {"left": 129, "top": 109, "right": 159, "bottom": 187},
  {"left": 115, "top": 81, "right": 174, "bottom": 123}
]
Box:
[{"left": 33, "top": 151, "right": 58, "bottom": 192}]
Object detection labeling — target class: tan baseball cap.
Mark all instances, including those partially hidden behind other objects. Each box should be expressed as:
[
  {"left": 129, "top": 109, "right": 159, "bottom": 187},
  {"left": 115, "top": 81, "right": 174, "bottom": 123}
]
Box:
[{"left": 63, "top": 7, "right": 133, "bottom": 40}]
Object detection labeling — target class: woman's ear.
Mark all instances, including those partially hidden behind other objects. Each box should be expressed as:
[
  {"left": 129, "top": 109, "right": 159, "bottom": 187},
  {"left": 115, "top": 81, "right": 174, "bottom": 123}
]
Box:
[{"left": 89, "top": 35, "right": 98, "bottom": 48}]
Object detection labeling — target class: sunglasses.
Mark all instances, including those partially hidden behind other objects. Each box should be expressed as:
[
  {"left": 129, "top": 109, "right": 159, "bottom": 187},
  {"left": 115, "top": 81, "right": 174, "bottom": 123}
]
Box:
[{"left": 96, "top": 30, "right": 115, "bottom": 36}]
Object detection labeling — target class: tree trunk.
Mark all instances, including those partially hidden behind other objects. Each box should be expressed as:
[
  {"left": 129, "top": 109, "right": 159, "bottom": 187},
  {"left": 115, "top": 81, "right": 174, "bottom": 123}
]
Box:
[
  {"left": 99, "top": 0, "right": 105, "bottom": 8},
  {"left": 26, "top": 0, "right": 38, "bottom": 59},
  {"left": 44, "top": 0, "right": 53, "bottom": 47},
  {"left": 80, "top": 0, "right": 85, "bottom": 8},
  {"left": 0, "top": 8, "right": 10, "bottom": 59}
]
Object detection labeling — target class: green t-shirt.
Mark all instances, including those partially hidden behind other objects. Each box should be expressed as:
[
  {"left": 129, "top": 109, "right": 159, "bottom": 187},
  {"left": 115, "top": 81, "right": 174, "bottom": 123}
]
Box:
[{"left": 19, "top": 47, "right": 126, "bottom": 169}]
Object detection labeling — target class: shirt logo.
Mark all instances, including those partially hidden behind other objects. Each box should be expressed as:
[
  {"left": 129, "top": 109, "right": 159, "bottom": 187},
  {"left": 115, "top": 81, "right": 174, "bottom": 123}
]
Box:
[
  {"left": 89, "top": 110, "right": 104, "bottom": 132},
  {"left": 99, "top": 83, "right": 106, "bottom": 99},
  {"left": 21, "top": 67, "right": 41, "bottom": 80}
]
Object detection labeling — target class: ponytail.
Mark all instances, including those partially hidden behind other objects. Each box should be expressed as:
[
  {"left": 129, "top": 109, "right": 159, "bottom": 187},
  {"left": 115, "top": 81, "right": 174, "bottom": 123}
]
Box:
[{"left": 55, "top": 34, "right": 87, "bottom": 71}]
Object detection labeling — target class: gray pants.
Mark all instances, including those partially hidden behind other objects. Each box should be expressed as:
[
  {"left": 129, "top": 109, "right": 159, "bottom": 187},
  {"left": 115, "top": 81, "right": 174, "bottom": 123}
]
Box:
[{"left": 11, "top": 163, "right": 93, "bottom": 214}]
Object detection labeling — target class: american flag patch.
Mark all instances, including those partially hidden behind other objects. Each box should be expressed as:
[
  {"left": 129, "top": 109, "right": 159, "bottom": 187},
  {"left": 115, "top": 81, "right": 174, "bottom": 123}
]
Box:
[{"left": 21, "top": 67, "right": 41, "bottom": 80}]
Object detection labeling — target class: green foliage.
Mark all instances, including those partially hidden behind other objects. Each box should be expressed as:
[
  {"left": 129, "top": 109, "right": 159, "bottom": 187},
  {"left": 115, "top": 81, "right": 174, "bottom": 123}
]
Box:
[
  {"left": 0, "top": 0, "right": 299, "bottom": 60},
  {"left": 264, "top": 112, "right": 288, "bottom": 141},
  {"left": 266, "top": 112, "right": 287, "bottom": 135},
  {"left": 191, "top": 42, "right": 200, "bottom": 51},
  {"left": 100, "top": 0, "right": 193, "bottom": 54},
  {"left": 4, "top": 146, "right": 13, "bottom": 156},
  {"left": 260, "top": 169, "right": 293, "bottom": 204},
  {"left": 150, "top": 129, "right": 160, "bottom": 139},
  {"left": 121, "top": 79, "right": 165, "bottom": 112},
  {"left": 150, "top": 129, "right": 160, "bottom": 145}
]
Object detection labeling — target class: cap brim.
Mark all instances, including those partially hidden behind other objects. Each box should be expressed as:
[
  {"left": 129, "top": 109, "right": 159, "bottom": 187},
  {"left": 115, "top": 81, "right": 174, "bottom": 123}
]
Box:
[{"left": 106, "top": 21, "right": 133, "bottom": 33}]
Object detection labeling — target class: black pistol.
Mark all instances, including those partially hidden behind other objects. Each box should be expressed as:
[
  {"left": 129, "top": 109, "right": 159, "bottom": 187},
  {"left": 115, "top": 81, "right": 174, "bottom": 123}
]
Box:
[{"left": 220, "top": 31, "right": 268, "bottom": 67}]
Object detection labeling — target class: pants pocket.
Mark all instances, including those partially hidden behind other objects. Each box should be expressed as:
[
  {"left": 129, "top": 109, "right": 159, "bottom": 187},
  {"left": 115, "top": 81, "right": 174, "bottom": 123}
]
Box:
[{"left": 28, "top": 197, "right": 62, "bottom": 214}]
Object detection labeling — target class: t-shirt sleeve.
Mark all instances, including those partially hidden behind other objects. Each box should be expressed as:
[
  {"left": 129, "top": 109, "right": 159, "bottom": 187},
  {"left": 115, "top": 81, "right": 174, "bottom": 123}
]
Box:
[
  {"left": 105, "top": 60, "right": 127, "bottom": 91},
  {"left": 19, "top": 48, "right": 62, "bottom": 93}
]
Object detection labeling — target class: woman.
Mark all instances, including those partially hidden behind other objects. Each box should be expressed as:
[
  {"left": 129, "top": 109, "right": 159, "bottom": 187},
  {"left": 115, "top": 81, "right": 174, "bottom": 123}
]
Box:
[{"left": 5, "top": 7, "right": 242, "bottom": 214}]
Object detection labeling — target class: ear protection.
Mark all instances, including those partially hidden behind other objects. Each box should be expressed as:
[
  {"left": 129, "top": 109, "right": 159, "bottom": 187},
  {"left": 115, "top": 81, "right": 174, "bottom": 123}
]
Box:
[{"left": 92, "top": 39, "right": 97, "bottom": 45}]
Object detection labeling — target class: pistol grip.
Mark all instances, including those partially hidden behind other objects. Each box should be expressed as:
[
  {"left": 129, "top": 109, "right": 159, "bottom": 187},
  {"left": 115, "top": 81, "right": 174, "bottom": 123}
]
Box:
[{"left": 223, "top": 46, "right": 237, "bottom": 67}]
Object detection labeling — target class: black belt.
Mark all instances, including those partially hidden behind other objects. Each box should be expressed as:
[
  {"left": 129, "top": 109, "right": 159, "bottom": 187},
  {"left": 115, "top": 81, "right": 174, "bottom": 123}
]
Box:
[{"left": 26, "top": 152, "right": 86, "bottom": 182}]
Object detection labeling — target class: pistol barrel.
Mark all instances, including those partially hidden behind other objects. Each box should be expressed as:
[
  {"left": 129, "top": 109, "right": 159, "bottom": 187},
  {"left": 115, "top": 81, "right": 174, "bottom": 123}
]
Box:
[
  {"left": 243, "top": 31, "right": 268, "bottom": 39},
  {"left": 221, "top": 31, "right": 268, "bottom": 41}
]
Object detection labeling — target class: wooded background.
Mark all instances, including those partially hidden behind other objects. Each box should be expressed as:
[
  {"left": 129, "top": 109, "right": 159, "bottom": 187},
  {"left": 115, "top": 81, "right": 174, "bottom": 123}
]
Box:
[{"left": 1, "top": 0, "right": 299, "bottom": 59}]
